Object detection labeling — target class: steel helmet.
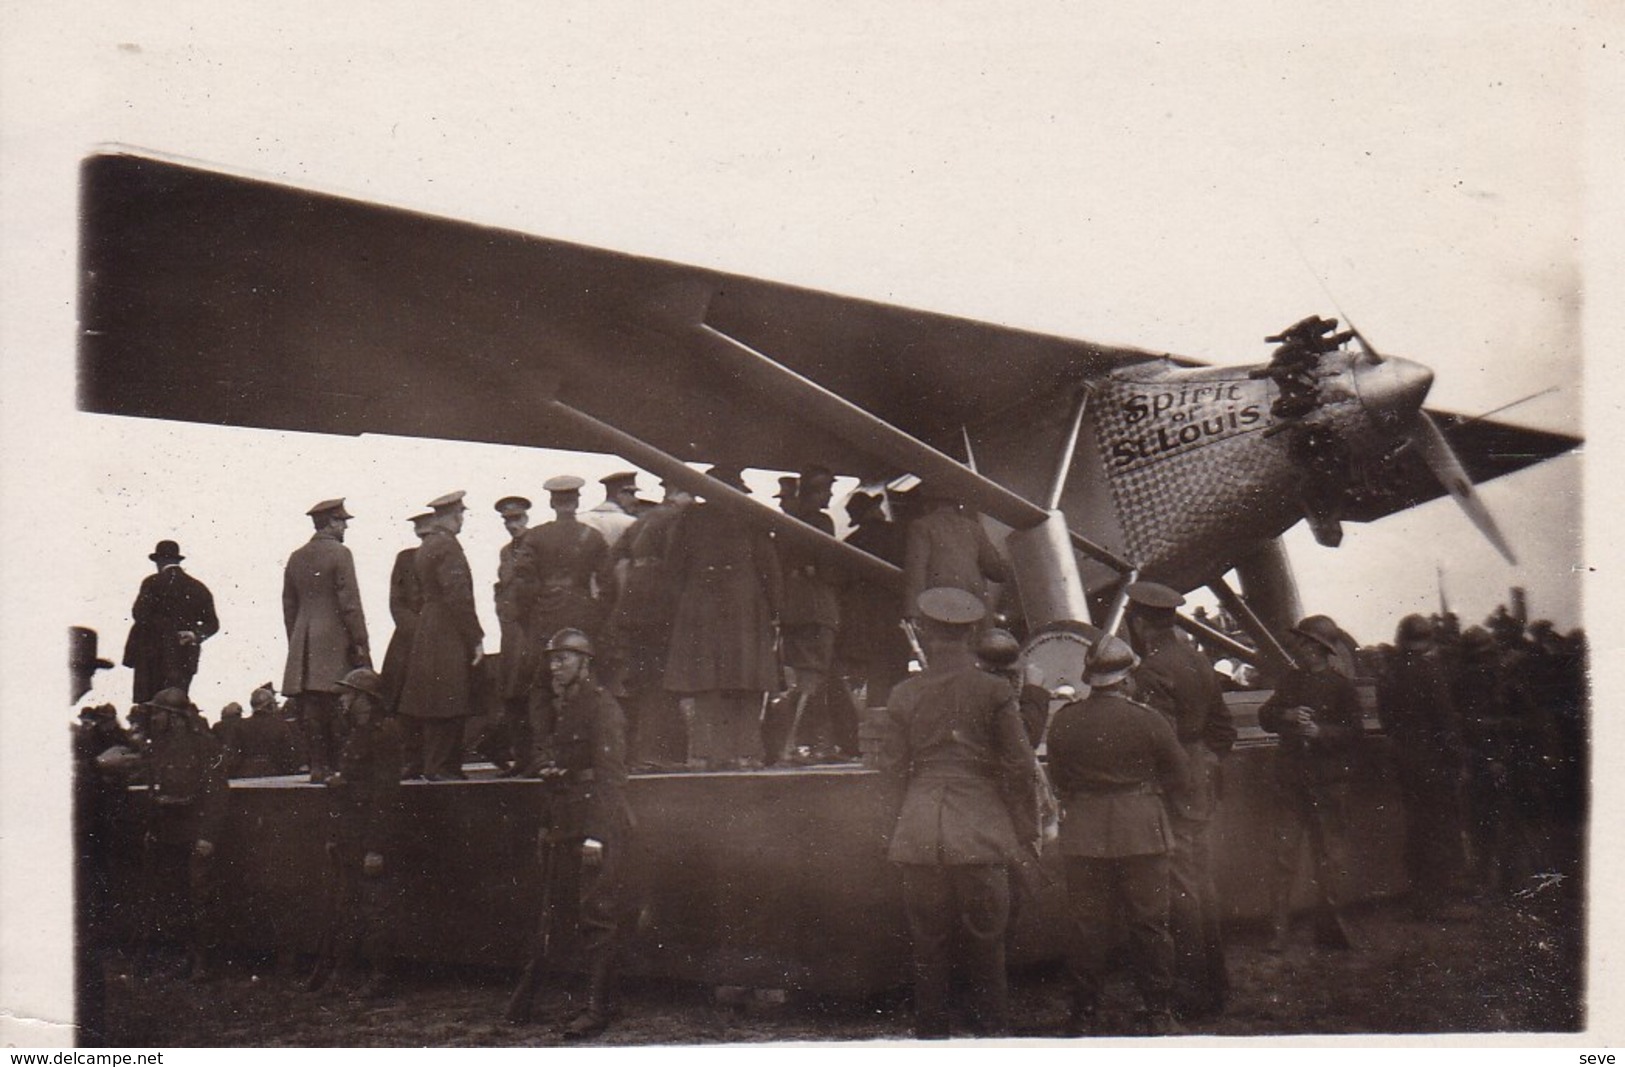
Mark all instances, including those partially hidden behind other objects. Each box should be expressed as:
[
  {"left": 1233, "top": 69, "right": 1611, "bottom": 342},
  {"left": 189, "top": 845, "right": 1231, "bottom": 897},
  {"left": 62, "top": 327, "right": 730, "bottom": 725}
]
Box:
[
  {"left": 1084, "top": 635, "right": 1139, "bottom": 688},
  {"left": 975, "top": 628, "right": 1022, "bottom": 670},
  {"left": 1291, "top": 614, "right": 1346, "bottom": 656},
  {"left": 545, "top": 628, "right": 595, "bottom": 658},
  {"left": 1394, "top": 613, "right": 1434, "bottom": 652},
  {"left": 336, "top": 667, "right": 387, "bottom": 701}
]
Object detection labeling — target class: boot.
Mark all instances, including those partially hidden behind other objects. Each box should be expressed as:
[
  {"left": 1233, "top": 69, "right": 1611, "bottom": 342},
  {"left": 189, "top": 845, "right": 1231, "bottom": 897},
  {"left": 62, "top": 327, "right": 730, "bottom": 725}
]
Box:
[{"left": 562, "top": 961, "right": 616, "bottom": 1041}]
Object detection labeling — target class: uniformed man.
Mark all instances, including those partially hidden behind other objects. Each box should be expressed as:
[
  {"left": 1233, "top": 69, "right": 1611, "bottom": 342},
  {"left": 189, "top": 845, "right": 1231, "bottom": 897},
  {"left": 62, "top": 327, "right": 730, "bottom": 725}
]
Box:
[
  {"left": 506, "top": 630, "right": 637, "bottom": 1040},
  {"left": 606, "top": 478, "right": 694, "bottom": 767},
  {"left": 283, "top": 499, "right": 371, "bottom": 783},
  {"left": 901, "top": 489, "right": 1011, "bottom": 623},
  {"left": 1124, "top": 581, "right": 1235, "bottom": 1021},
  {"left": 134, "top": 687, "right": 229, "bottom": 981},
  {"left": 307, "top": 668, "right": 404, "bottom": 999},
  {"left": 381, "top": 512, "right": 433, "bottom": 773},
  {"left": 879, "top": 587, "right": 1041, "bottom": 1039},
  {"left": 835, "top": 490, "right": 910, "bottom": 712},
  {"left": 492, "top": 495, "right": 534, "bottom": 775},
  {"left": 1258, "top": 614, "right": 1364, "bottom": 951},
  {"left": 515, "top": 476, "right": 612, "bottom": 674},
  {"left": 395, "top": 492, "right": 485, "bottom": 780},
  {"left": 1377, "top": 614, "right": 1466, "bottom": 918},
  {"left": 236, "top": 684, "right": 300, "bottom": 779},
  {"left": 578, "top": 471, "right": 641, "bottom": 551},
  {"left": 773, "top": 475, "right": 799, "bottom": 516},
  {"left": 1047, "top": 635, "right": 1188, "bottom": 1036},
  {"left": 772, "top": 465, "right": 853, "bottom": 761},
  {"left": 123, "top": 540, "right": 220, "bottom": 704},
  {"left": 212, "top": 703, "right": 245, "bottom": 778}
]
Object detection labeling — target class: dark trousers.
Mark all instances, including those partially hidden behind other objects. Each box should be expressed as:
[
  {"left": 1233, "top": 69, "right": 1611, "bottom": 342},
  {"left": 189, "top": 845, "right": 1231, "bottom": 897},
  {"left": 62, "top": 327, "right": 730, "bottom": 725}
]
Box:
[
  {"left": 535, "top": 831, "right": 635, "bottom": 1010},
  {"left": 399, "top": 716, "right": 465, "bottom": 778},
  {"left": 897, "top": 863, "right": 1011, "bottom": 1038},
  {"left": 325, "top": 843, "right": 397, "bottom": 971},
  {"left": 1271, "top": 778, "right": 1351, "bottom": 923},
  {"left": 1167, "top": 816, "right": 1228, "bottom": 1013},
  {"left": 623, "top": 630, "right": 684, "bottom": 765},
  {"left": 1398, "top": 772, "right": 1463, "bottom": 913},
  {"left": 1064, "top": 853, "right": 1173, "bottom": 1011},
  {"left": 298, "top": 691, "right": 341, "bottom": 779}
]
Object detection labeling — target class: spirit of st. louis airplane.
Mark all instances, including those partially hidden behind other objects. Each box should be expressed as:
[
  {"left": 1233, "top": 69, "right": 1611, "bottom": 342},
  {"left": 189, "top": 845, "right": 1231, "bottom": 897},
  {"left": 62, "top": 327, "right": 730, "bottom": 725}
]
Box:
[
  {"left": 75, "top": 149, "right": 1581, "bottom": 993},
  {"left": 78, "top": 149, "right": 1577, "bottom": 682}
]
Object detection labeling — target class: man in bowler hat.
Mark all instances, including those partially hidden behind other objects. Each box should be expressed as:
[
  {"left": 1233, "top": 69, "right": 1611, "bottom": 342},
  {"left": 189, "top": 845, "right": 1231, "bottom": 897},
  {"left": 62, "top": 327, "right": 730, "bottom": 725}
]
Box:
[{"left": 123, "top": 540, "right": 219, "bottom": 703}]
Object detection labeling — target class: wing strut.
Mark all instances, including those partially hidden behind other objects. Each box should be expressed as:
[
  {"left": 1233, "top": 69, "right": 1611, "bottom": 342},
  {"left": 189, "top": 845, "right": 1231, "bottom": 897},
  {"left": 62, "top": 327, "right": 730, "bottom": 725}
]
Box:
[
  {"left": 1044, "top": 389, "right": 1092, "bottom": 511},
  {"left": 543, "top": 398, "right": 902, "bottom": 589},
  {"left": 1206, "top": 577, "right": 1297, "bottom": 678}
]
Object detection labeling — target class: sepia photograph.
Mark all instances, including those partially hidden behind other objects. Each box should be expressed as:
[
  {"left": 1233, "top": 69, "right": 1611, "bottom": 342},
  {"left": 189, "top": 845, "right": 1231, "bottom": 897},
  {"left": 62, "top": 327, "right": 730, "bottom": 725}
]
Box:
[{"left": 2, "top": 0, "right": 1619, "bottom": 1050}]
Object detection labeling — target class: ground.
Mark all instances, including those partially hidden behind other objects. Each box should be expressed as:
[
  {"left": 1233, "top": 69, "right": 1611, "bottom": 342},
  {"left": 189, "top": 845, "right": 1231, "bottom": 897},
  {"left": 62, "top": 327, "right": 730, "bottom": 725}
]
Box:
[{"left": 97, "top": 878, "right": 1582, "bottom": 1047}]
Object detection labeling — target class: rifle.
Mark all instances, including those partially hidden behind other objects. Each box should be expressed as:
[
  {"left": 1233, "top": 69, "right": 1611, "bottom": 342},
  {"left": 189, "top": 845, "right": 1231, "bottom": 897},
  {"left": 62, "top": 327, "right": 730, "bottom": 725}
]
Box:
[
  {"left": 900, "top": 619, "right": 928, "bottom": 670},
  {"left": 505, "top": 799, "right": 561, "bottom": 1024}
]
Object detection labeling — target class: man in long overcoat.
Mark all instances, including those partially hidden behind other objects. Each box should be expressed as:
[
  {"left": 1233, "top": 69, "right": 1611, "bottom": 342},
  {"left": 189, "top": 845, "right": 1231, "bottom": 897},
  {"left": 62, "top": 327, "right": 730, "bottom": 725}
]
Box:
[
  {"left": 606, "top": 479, "right": 693, "bottom": 766},
  {"left": 663, "top": 466, "right": 782, "bottom": 768},
  {"left": 1125, "top": 581, "right": 1236, "bottom": 1021},
  {"left": 879, "top": 587, "right": 1041, "bottom": 1039},
  {"left": 123, "top": 540, "right": 219, "bottom": 703},
  {"left": 1377, "top": 614, "right": 1466, "bottom": 918},
  {"left": 283, "top": 499, "right": 371, "bottom": 783},
  {"left": 379, "top": 511, "right": 433, "bottom": 714},
  {"left": 1048, "top": 635, "right": 1188, "bottom": 1036},
  {"left": 395, "top": 492, "right": 485, "bottom": 780},
  {"left": 835, "top": 491, "right": 910, "bottom": 711}
]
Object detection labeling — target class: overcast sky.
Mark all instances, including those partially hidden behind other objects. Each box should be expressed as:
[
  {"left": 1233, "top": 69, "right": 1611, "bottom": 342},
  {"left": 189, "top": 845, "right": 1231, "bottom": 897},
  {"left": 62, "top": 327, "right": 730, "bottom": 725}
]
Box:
[{"left": 3, "top": 1, "right": 1621, "bottom": 1042}]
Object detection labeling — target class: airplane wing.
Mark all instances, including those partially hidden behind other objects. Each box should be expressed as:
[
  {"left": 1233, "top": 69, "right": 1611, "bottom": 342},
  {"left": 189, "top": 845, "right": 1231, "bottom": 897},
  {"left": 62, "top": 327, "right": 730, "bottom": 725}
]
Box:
[
  {"left": 1340, "top": 412, "right": 1579, "bottom": 523},
  {"left": 79, "top": 150, "right": 1169, "bottom": 481}
]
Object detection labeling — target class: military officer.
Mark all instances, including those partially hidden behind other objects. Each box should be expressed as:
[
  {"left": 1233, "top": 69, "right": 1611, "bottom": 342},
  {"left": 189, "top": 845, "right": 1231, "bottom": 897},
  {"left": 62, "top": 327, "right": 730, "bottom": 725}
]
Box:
[
  {"left": 1258, "top": 614, "right": 1364, "bottom": 951},
  {"left": 395, "top": 492, "right": 485, "bottom": 780},
  {"left": 506, "top": 630, "right": 637, "bottom": 1040},
  {"left": 123, "top": 540, "right": 220, "bottom": 704},
  {"left": 835, "top": 490, "right": 910, "bottom": 711},
  {"left": 879, "top": 587, "right": 1041, "bottom": 1039},
  {"left": 492, "top": 495, "right": 535, "bottom": 774},
  {"left": 283, "top": 498, "right": 372, "bottom": 783},
  {"left": 515, "top": 476, "right": 612, "bottom": 675},
  {"left": 1124, "top": 581, "right": 1235, "bottom": 1021},
  {"left": 772, "top": 465, "right": 853, "bottom": 761},
  {"left": 578, "top": 470, "right": 641, "bottom": 551},
  {"left": 308, "top": 668, "right": 404, "bottom": 999},
  {"left": 1047, "top": 636, "right": 1188, "bottom": 1036}
]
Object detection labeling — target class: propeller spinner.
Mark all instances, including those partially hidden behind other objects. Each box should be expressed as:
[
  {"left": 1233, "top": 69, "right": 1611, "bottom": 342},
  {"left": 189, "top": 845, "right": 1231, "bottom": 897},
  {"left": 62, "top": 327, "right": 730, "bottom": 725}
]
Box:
[{"left": 1350, "top": 338, "right": 1518, "bottom": 564}]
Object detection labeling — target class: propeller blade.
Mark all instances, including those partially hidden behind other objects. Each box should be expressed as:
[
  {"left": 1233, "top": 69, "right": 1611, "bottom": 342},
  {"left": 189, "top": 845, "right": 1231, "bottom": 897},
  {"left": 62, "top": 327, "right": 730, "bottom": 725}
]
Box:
[{"left": 1410, "top": 410, "right": 1517, "bottom": 564}]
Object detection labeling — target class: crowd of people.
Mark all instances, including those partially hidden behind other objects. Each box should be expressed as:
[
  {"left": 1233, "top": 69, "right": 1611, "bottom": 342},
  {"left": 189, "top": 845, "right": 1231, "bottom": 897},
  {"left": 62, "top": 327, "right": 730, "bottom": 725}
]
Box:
[{"left": 70, "top": 467, "right": 1589, "bottom": 1042}]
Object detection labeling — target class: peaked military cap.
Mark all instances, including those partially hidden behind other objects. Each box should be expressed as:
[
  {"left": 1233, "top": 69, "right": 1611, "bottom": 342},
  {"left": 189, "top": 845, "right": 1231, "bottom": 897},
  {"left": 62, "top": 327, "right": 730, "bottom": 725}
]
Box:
[
  {"left": 426, "top": 490, "right": 467, "bottom": 510},
  {"left": 148, "top": 539, "right": 185, "bottom": 562},
  {"left": 494, "top": 495, "right": 532, "bottom": 515},
  {"left": 600, "top": 471, "right": 639, "bottom": 490},
  {"left": 408, "top": 511, "right": 437, "bottom": 527},
  {"left": 543, "top": 474, "right": 585, "bottom": 495},
  {"left": 774, "top": 476, "right": 800, "bottom": 499},
  {"left": 799, "top": 464, "right": 836, "bottom": 488},
  {"left": 1125, "top": 581, "right": 1185, "bottom": 611},
  {"left": 306, "top": 498, "right": 353, "bottom": 520},
  {"left": 917, "top": 586, "right": 986, "bottom": 626}
]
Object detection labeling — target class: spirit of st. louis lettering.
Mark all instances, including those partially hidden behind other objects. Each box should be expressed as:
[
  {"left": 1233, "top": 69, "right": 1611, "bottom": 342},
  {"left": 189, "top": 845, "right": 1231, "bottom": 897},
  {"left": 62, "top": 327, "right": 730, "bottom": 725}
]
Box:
[{"left": 1105, "top": 379, "right": 1267, "bottom": 470}]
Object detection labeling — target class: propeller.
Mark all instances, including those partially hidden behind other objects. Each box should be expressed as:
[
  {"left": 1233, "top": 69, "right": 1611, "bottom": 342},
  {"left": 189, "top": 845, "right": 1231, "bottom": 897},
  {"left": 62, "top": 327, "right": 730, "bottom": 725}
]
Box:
[{"left": 1344, "top": 321, "right": 1518, "bottom": 564}]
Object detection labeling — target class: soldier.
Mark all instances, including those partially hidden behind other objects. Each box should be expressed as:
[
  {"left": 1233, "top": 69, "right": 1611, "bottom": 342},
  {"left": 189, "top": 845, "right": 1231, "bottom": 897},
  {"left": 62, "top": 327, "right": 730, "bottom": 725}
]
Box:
[
  {"left": 1258, "top": 614, "right": 1364, "bottom": 952},
  {"left": 578, "top": 470, "right": 641, "bottom": 551},
  {"left": 1047, "top": 635, "right": 1188, "bottom": 1036},
  {"left": 282, "top": 498, "right": 372, "bottom": 783},
  {"left": 307, "top": 669, "right": 404, "bottom": 999},
  {"left": 663, "top": 465, "right": 782, "bottom": 769},
  {"left": 879, "top": 587, "right": 1041, "bottom": 1039},
  {"left": 771, "top": 465, "right": 853, "bottom": 762},
  {"left": 773, "top": 475, "right": 799, "bottom": 515},
  {"left": 395, "top": 492, "right": 485, "bottom": 780},
  {"left": 236, "top": 684, "right": 300, "bottom": 779},
  {"left": 122, "top": 540, "right": 219, "bottom": 704},
  {"left": 606, "top": 478, "right": 694, "bottom": 767},
  {"left": 134, "top": 687, "right": 228, "bottom": 981},
  {"left": 1377, "top": 614, "right": 1467, "bottom": 919},
  {"left": 1453, "top": 625, "right": 1533, "bottom": 893},
  {"left": 492, "top": 495, "right": 534, "bottom": 775},
  {"left": 1124, "top": 581, "right": 1235, "bottom": 1021},
  {"left": 212, "top": 703, "right": 246, "bottom": 778},
  {"left": 901, "top": 489, "right": 1011, "bottom": 624},
  {"left": 515, "top": 476, "right": 612, "bottom": 673},
  {"left": 506, "top": 630, "right": 637, "bottom": 1040}
]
